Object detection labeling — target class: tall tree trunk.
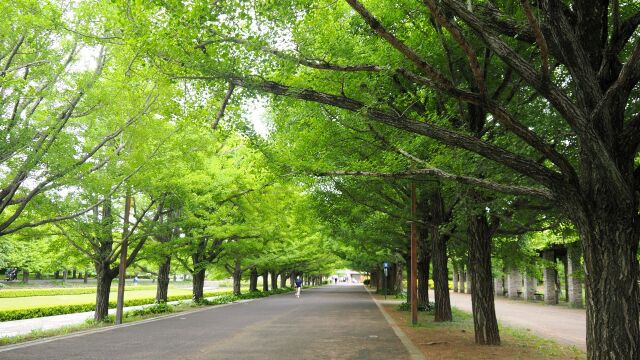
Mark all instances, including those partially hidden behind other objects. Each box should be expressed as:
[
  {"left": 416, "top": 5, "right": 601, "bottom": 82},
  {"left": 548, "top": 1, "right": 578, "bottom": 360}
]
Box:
[
  {"left": 404, "top": 252, "right": 412, "bottom": 303},
  {"left": 62, "top": 269, "right": 67, "bottom": 282},
  {"left": 94, "top": 264, "right": 114, "bottom": 322},
  {"left": 418, "top": 250, "right": 430, "bottom": 307},
  {"left": 156, "top": 256, "right": 171, "bottom": 303},
  {"left": 467, "top": 214, "right": 500, "bottom": 345},
  {"left": 83, "top": 271, "right": 88, "bottom": 284},
  {"left": 571, "top": 205, "right": 640, "bottom": 359},
  {"left": 232, "top": 258, "right": 242, "bottom": 296},
  {"left": 391, "top": 263, "right": 403, "bottom": 294},
  {"left": 22, "top": 269, "right": 29, "bottom": 283},
  {"left": 270, "top": 272, "right": 278, "bottom": 290},
  {"left": 192, "top": 269, "right": 205, "bottom": 302},
  {"left": 262, "top": 271, "right": 269, "bottom": 292},
  {"left": 249, "top": 267, "right": 258, "bottom": 292},
  {"left": 432, "top": 233, "right": 452, "bottom": 321},
  {"left": 280, "top": 272, "right": 287, "bottom": 288},
  {"left": 72, "top": 268, "right": 77, "bottom": 279}
]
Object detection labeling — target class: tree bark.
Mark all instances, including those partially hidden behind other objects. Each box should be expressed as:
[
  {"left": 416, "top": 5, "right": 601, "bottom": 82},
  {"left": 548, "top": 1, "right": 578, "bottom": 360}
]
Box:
[
  {"left": 232, "top": 268, "right": 242, "bottom": 296},
  {"left": 391, "top": 263, "right": 403, "bottom": 294},
  {"left": 571, "top": 205, "right": 640, "bottom": 359},
  {"left": 249, "top": 267, "right": 258, "bottom": 292},
  {"left": 432, "top": 233, "right": 452, "bottom": 321},
  {"left": 156, "top": 256, "right": 171, "bottom": 303},
  {"left": 280, "top": 272, "right": 287, "bottom": 288},
  {"left": 72, "top": 268, "right": 76, "bottom": 279},
  {"left": 262, "top": 271, "right": 269, "bottom": 292},
  {"left": 22, "top": 269, "right": 29, "bottom": 283},
  {"left": 192, "top": 269, "right": 205, "bottom": 302},
  {"left": 83, "top": 271, "right": 88, "bottom": 284},
  {"left": 94, "top": 265, "right": 115, "bottom": 322},
  {"left": 404, "top": 251, "right": 412, "bottom": 304},
  {"left": 418, "top": 250, "right": 430, "bottom": 307},
  {"left": 467, "top": 214, "right": 500, "bottom": 345},
  {"left": 270, "top": 271, "right": 278, "bottom": 290}
]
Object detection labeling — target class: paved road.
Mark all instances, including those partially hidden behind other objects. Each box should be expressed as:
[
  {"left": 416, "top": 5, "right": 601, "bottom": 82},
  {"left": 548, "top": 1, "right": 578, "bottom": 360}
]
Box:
[
  {"left": 445, "top": 291, "right": 586, "bottom": 350},
  {"left": 0, "top": 293, "right": 227, "bottom": 338},
  {"left": 0, "top": 286, "right": 410, "bottom": 360}
]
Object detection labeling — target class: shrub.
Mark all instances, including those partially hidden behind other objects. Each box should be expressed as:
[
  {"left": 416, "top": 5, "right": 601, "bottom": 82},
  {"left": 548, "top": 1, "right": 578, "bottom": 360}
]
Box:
[
  {"left": 397, "top": 301, "right": 435, "bottom": 312},
  {"left": 363, "top": 279, "right": 370, "bottom": 286},
  {"left": 0, "top": 285, "right": 159, "bottom": 298},
  {"left": 0, "top": 288, "right": 97, "bottom": 298},
  {"left": 0, "top": 290, "right": 233, "bottom": 322},
  {"left": 126, "top": 303, "right": 174, "bottom": 318}
]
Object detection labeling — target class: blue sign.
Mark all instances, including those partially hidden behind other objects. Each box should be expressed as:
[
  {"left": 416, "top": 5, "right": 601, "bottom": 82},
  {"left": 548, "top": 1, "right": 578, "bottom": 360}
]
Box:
[{"left": 383, "top": 262, "right": 388, "bottom": 268}]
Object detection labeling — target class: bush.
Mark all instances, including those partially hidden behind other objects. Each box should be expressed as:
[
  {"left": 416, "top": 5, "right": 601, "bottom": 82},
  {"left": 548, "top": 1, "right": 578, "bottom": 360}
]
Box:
[
  {"left": 0, "top": 290, "right": 233, "bottom": 322},
  {"left": 397, "top": 301, "right": 435, "bottom": 312},
  {"left": 363, "top": 279, "right": 370, "bottom": 286},
  {"left": 0, "top": 285, "right": 159, "bottom": 298},
  {"left": 126, "top": 303, "right": 174, "bottom": 318},
  {"left": 0, "top": 287, "right": 97, "bottom": 298}
]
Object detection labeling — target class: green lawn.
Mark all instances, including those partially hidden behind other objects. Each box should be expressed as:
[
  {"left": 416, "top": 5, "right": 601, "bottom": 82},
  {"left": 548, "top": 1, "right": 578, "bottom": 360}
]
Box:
[{"left": 0, "top": 288, "right": 193, "bottom": 311}]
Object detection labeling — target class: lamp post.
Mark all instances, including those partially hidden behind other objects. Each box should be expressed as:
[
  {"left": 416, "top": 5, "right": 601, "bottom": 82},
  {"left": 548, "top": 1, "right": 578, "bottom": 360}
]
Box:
[
  {"left": 115, "top": 191, "right": 131, "bottom": 325},
  {"left": 410, "top": 182, "right": 418, "bottom": 325}
]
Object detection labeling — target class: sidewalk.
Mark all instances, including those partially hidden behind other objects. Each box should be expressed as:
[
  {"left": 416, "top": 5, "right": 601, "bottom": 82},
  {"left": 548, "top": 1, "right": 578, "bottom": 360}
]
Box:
[
  {"left": 446, "top": 290, "right": 586, "bottom": 350},
  {"left": 0, "top": 295, "right": 223, "bottom": 338}
]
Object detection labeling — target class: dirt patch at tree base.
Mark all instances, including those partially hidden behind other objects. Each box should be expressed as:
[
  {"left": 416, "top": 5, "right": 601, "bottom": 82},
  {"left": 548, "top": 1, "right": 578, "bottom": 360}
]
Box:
[{"left": 382, "top": 303, "right": 585, "bottom": 360}]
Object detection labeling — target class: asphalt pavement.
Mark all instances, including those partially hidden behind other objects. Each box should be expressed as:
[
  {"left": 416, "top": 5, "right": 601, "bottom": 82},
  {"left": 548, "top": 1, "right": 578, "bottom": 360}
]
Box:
[{"left": 0, "top": 285, "right": 410, "bottom": 360}]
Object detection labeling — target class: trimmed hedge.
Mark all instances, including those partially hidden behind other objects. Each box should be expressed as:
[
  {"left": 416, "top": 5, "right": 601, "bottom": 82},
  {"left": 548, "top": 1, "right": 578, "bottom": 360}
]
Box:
[
  {"left": 0, "top": 285, "right": 159, "bottom": 298},
  {"left": 0, "top": 288, "right": 97, "bottom": 298},
  {"left": 0, "top": 290, "right": 233, "bottom": 322}
]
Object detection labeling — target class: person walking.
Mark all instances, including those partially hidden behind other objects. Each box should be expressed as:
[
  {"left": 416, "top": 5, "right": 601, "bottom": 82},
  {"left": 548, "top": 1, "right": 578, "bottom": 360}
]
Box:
[{"left": 295, "top": 276, "right": 303, "bottom": 298}]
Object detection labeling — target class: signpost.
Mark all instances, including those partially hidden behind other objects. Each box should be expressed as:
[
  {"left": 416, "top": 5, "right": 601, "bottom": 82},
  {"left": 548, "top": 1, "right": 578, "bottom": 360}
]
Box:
[
  {"left": 410, "top": 182, "right": 418, "bottom": 325},
  {"left": 383, "top": 262, "right": 388, "bottom": 300}
]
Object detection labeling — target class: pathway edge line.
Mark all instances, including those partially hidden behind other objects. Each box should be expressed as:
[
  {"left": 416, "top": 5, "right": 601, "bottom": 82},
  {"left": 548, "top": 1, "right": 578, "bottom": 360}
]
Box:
[{"left": 364, "top": 287, "right": 426, "bottom": 360}]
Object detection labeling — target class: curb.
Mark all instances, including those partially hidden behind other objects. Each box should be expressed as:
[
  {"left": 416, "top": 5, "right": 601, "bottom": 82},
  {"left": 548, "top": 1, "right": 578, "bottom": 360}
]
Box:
[{"left": 365, "top": 287, "right": 426, "bottom": 360}]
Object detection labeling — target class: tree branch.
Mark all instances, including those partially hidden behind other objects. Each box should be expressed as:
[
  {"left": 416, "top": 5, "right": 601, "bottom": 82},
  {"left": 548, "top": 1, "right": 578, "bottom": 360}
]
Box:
[
  {"left": 198, "top": 34, "right": 387, "bottom": 72},
  {"left": 212, "top": 83, "right": 235, "bottom": 130},
  {"left": 318, "top": 169, "right": 553, "bottom": 199}
]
